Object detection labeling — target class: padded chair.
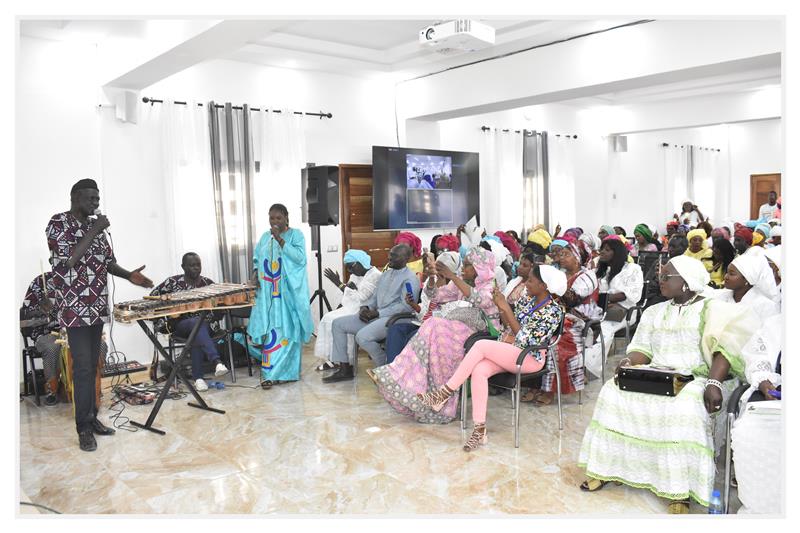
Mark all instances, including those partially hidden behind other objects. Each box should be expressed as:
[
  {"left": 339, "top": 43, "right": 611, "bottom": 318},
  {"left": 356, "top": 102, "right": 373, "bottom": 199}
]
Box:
[
  {"left": 460, "top": 314, "right": 566, "bottom": 447},
  {"left": 226, "top": 306, "right": 254, "bottom": 377}
]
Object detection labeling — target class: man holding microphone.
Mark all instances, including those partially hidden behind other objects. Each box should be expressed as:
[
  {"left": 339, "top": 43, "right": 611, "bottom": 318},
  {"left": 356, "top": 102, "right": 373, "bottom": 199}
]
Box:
[{"left": 46, "top": 178, "right": 153, "bottom": 451}]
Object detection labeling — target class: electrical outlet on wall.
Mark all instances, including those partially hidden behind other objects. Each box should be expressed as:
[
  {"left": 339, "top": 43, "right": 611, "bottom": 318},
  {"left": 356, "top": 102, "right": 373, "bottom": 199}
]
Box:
[{"left": 327, "top": 245, "right": 338, "bottom": 252}]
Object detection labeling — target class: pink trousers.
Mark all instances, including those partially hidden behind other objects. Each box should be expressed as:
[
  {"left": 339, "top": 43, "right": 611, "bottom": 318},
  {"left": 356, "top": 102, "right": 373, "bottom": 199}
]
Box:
[{"left": 445, "top": 339, "right": 545, "bottom": 424}]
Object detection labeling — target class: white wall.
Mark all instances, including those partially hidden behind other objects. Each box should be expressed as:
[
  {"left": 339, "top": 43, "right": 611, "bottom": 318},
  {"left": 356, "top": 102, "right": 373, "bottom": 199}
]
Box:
[{"left": 434, "top": 103, "right": 782, "bottom": 239}]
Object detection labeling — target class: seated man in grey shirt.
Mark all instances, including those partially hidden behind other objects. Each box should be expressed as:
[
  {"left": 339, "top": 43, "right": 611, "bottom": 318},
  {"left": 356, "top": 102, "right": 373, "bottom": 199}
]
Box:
[{"left": 323, "top": 244, "right": 420, "bottom": 383}]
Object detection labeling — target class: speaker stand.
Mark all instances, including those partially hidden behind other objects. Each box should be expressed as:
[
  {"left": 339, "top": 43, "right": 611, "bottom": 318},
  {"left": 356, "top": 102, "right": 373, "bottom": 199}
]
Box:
[{"left": 309, "top": 224, "right": 333, "bottom": 320}]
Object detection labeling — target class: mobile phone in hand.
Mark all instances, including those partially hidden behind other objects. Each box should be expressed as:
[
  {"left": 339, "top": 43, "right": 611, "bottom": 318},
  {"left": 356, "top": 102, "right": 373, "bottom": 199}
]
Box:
[{"left": 405, "top": 281, "right": 414, "bottom": 297}]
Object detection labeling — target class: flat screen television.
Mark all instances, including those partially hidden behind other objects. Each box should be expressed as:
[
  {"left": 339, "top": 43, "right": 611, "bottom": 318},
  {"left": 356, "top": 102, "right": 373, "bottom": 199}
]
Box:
[{"left": 372, "top": 146, "right": 480, "bottom": 231}]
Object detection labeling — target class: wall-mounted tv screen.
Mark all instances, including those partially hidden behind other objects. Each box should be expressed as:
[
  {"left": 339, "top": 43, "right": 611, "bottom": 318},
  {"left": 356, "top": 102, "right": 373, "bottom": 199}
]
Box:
[{"left": 372, "top": 146, "right": 480, "bottom": 231}]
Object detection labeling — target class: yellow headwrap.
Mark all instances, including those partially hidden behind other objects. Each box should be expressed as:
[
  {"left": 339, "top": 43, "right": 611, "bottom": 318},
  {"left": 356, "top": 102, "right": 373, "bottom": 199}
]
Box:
[
  {"left": 527, "top": 228, "right": 552, "bottom": 249},
  {"left": 686, "top": 229, "right": 708, "bottom": 248},
  {"left": 752, "top": 231, "right": 765, "bottom": 246}
]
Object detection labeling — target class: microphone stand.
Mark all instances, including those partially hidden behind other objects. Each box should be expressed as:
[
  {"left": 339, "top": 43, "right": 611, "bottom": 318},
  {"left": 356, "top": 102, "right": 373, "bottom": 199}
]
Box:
[{"left": 309, "top": 224, "right": 332, "bottom": 320}]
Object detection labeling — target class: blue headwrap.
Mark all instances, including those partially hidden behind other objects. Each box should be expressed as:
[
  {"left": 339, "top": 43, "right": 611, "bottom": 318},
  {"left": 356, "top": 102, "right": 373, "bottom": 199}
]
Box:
[
  {"left": 343, "top": 249, "right": 371, "bottom": 270},
  {"left": 550, "top": 239, "right": 568, "bottom": 250},
  {"left": 745, "top": 220, "right": 758, "bottom": 229},
  {"left": 482, "top": 235, "right": 502, "bottom": 244},
  {"left": 755, "top": 222, "right": 771, "bottom": 236}
]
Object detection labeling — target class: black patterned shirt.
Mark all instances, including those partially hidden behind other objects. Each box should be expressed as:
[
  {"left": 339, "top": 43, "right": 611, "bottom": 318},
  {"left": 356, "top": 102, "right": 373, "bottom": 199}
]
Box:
[
  {"left": 46, "top": 212, "right": 115, "bottom": 328},
  {"left": 21, "top": 273, "right": 59, "bottom": 341}
]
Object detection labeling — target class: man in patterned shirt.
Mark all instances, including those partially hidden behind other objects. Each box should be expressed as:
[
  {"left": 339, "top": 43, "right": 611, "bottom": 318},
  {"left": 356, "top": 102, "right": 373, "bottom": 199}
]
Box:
[
  {"left": 47, "top": 178, "right": 153, "bottom": 452},
  {"left": 21, "top": 272, "right": 109, "bottom": 406},
  {"left": 150, "top": 252, "right": 229, "bottom": 392}
]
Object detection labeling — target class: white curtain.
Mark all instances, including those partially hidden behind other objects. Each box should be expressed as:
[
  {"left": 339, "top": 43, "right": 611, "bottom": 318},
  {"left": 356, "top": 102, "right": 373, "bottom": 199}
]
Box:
[
  {"left": 481, "top": 131, "right": 523, "bottom": 233},
  {"left": 664, "top": 145, "right": 692, "bottom": 220},
  {"left": 547, "top": 136, "right": 577, "bottom": 229},
  {"left": 251, "top": 110, "right": 308, "bottom": 237},
  {"left": 157, "top": 101, "right": 222, "bottom": 282},
  {"left": 693, "top": 147, "right": 723, "bottom": 225}
]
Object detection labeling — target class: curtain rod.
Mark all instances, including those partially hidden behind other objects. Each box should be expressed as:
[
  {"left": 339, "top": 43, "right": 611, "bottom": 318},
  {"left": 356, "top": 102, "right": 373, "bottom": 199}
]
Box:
[
  {"left": 141, "top": 97, "right": 333, "bottom": 119},
  {"left": 660, "top": 142, "right": 720, "bottom": 152},
  {"left": 480, "top": 126, "right": 577, "bottom": 139}
]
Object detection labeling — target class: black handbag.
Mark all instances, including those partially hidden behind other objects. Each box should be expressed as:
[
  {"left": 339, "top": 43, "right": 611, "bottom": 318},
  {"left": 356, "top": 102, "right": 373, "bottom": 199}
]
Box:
[{"left": 614, "top": 365, "right": 695, "bottom": 397}]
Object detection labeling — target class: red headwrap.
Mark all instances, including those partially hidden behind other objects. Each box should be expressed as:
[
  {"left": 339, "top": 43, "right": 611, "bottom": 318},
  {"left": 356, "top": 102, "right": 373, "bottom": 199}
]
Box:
[
  {"left": 394, "top": 231, "right": 422, "bottom": 257},
  {"left": 435, "top": 233, "right": 461, "bottom": 253},
  {"left": 734, "top": 227, "right": 753, "bottom": 245},
  {"left": 493, "top": 231, "right": 520, "bottom": 260},
  {"left": 666, "top": 220, "right": 679, "bottom": 228}
]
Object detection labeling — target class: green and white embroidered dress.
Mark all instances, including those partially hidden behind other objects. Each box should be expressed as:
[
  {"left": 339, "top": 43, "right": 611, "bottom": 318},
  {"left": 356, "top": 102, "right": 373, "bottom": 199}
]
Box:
[{"left": 578, "top": 297, "right": 754, "bottom": 507}]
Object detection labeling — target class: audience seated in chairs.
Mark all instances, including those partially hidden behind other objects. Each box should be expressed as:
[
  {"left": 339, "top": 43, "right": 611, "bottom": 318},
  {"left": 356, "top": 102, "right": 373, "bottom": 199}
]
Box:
[
  {"left": 314, "top": 249, "right": 381, "bottom": 372},
  {"left": 323, "top": 244, "right": 419, "bottom": 383},
  {"left": 415, "top": 264, "right": 566, "bottom": 451},
  {"left": 633, "top": 223, "right": 661, "bottom": 256},
  {"left": 582, "top": 237, "right": 643, "bottom": 378},
  {"left": 525, "top": 240, "right": 601, "bottom": 406},
  {"left": 150, "top": 252, "right": 229, "bottom": 392},
  {"left": 384, "top": 251, "right": 463, "bottom": 364},
  {"left": 367, "top": 247, "right": 500, "bottom": 423},
  {"left": 578, "top": 255, "right": 775, "bottom": 514}
]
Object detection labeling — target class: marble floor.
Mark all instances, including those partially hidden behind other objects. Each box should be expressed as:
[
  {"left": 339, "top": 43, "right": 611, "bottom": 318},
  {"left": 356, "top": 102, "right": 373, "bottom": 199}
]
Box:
[{"left": 18, "top": 346, "right": 737, "bottom": 515}]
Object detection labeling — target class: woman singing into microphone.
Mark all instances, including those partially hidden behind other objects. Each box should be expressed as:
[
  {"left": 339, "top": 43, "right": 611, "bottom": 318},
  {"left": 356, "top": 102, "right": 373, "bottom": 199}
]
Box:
[{"left": 247, "top": 204, "right": 314, "bottom": 389}]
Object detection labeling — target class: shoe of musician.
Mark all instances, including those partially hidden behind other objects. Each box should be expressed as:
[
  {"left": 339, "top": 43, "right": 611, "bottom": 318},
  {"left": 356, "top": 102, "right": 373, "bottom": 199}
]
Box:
[
  {"left": 92, "top": 418, "right": 116, "bottom": 436},
  {"left": 78, "top": 431, "right": 97, "bottom": 452},
  {"left": 44, "top": 393, "right": 58, "bottom": 406},
  {"left": 214, "top": 362, "right": 229, "bottom": 377},
  {"left": 322, "top": 364, "right": 354, "bottom": 383},
  {"left": 195, "top": 378, "right": 209, "bottom": 391}
]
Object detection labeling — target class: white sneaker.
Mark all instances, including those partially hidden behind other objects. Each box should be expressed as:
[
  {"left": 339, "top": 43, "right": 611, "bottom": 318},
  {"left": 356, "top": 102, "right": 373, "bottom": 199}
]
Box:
[
  {"left": 194, "top": 378, "right": 208, "bottom": 392},
  {"left": 214, "top": 363, "right": 229, "bottom": 377}
]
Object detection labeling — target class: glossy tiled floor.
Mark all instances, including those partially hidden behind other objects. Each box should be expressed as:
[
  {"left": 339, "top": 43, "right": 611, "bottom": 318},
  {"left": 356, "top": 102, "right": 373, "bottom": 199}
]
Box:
[{"left": 18, "top": 346, "right": 732, "bottom": 515}]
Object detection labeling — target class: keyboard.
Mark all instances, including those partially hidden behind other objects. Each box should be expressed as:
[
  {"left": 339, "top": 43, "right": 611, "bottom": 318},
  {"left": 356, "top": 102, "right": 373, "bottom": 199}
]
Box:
[{"left": 102, "top": 360, "right": 148, "bottom": 378}]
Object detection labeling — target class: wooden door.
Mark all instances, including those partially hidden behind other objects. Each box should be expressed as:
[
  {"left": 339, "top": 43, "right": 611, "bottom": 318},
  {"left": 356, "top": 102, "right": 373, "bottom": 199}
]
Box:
[
  {"left": 750, "top": 173, "right": 781, "bottom": 219},
  {"left": 339, "top": 164, "right": 397, "bottom": 280}
]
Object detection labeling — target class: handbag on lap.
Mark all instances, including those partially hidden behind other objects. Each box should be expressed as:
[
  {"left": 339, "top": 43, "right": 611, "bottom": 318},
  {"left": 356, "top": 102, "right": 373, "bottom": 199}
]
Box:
[{"left": 614, "top": 365, "right": 695, "bottom": 397}]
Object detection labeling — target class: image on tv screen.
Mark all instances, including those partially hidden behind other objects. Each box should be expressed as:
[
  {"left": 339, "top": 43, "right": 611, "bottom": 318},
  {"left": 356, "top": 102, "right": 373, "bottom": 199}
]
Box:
[{"left": 405, "top": 154, "right": 453, "bottom": 190}]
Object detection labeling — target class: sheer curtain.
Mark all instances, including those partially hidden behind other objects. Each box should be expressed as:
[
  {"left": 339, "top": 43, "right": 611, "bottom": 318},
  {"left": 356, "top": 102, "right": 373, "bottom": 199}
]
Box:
[
  {"left": 693, "top": 147, "right": 723, "bottom": 224},
  {"left": 157, "top": 100, "right": 222, "bottom": 282},
  {"left": 481, "top": 130, "right": 523, "bottom": 233},
  {"left": 251, "top": 110, "right": 308, "bottom": 238},
  {"left": 663, "top": 145, "right": 692, "bottom": 219},
  {"left": 547, "top": 135, "right": 577, "bottom": 230}
]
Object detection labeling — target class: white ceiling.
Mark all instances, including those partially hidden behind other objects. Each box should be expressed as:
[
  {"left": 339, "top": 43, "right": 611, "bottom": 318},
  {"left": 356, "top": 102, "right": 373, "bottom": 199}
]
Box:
[{"left": 19, "top": 18, "right": 781, "bottom": 108}]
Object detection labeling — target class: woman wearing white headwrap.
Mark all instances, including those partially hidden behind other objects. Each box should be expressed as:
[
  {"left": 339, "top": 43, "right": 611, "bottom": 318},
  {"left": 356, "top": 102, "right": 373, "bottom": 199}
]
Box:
[
  {"left": 764, "top": 245, "right": 782, "bottom": 305},
  {"left": 416, "top": 264, "right": 565, "bottom": 452},
  {"left": 579, "top": 255, "right": 775, "bottom": 513},
  {"left": 711, "top": 254, "right": 780, "bottom": 319},
  {"left": 314, "top": 250, "right": 382, "bottom": 370}
]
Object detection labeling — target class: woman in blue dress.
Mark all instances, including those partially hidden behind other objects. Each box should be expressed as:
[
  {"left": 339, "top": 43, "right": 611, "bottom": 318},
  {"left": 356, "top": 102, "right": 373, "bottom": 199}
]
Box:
[{"left": 247, "top": 203, "right": 314, "bottom": 389}]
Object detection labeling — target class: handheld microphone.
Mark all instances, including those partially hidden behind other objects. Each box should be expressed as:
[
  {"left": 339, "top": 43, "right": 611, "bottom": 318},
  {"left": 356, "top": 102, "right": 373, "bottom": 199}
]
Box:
[{"left": 92, "top": 208, "right": 102, "bottom": 218}]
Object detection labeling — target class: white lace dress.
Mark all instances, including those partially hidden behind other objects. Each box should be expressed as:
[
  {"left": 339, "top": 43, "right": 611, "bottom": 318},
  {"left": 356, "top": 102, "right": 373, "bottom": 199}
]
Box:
[{"left": 578, "top": 298, "right": 753, "bottom": 506}]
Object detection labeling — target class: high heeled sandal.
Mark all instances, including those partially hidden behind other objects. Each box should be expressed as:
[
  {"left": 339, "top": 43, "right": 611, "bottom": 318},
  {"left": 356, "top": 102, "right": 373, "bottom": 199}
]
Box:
[
  {"left": 416, "top": 386, "right": 453, "bottom": 412},
  {"left": 463, "top": 425, "right": 487, "bottom": 452}
]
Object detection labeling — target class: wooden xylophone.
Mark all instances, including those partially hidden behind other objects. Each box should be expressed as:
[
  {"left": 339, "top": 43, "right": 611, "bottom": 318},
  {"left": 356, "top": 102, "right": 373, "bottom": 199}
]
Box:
[{"left": 113, "top": 283, "right": 256, "bottom": 323}]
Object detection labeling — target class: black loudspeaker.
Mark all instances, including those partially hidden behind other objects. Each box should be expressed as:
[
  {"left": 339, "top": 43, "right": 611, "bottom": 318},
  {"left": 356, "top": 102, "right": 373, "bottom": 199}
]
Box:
[{"left": 302, "top": 165, "right": 339, "bottom": 226}]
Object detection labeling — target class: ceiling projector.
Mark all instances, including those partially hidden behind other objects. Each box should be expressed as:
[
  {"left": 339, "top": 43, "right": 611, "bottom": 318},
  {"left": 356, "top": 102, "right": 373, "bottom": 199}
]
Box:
[{"left": 419, "top": 20, "right": 496, "bottom": 53}]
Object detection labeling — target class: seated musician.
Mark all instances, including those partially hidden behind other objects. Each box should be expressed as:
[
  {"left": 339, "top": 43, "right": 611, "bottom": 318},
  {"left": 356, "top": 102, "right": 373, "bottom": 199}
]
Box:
[
  {"left": 21, "top": 272, "right": 108, "bottom": 406},
  {"left": 150, "top": 252, "right": 228, "bottom": 391}
]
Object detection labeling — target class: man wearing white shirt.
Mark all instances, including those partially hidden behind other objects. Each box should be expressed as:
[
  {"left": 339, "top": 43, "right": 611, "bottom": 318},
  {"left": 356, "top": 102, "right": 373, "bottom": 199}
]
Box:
[{"left": 758, "top": 191, "right": 779, "bottom": 221}]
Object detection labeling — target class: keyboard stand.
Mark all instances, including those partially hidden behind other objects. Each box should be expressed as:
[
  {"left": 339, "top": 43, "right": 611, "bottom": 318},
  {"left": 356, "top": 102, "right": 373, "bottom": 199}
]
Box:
[{"left": 129, "top": 310, "right": 225, "bottom": 435}]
